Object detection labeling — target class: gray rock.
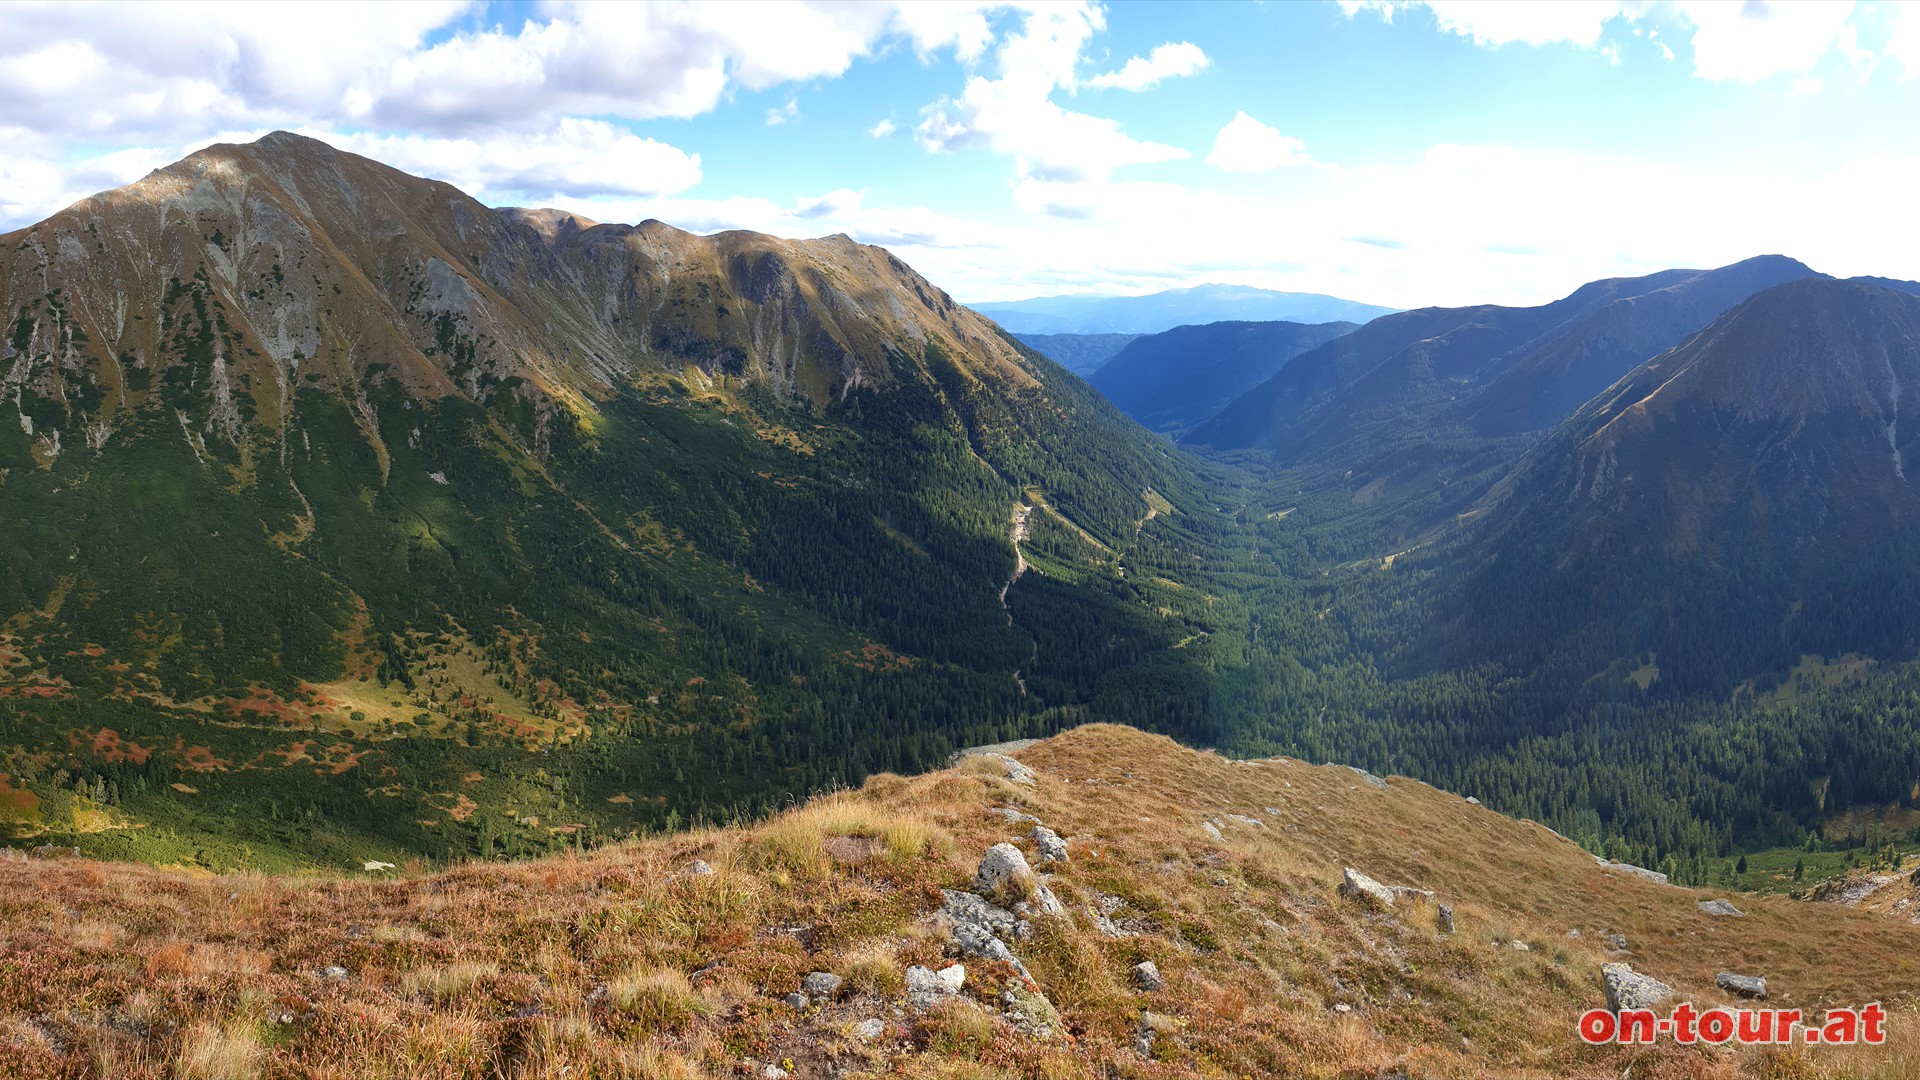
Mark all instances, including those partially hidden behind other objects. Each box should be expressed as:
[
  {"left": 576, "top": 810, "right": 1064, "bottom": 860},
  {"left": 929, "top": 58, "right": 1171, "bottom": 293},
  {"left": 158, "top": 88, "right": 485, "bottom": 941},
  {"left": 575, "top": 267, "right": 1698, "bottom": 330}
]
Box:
[
  {"left": 974, "top": 842, "right": 1036, "bottom": 903},
  {"left": 1000, "top": 983, "right": 1059, "bottom": 1040},
  {"left": 783, "top": 991, "right": 809, "bottom": 1009},
  {"left": 1716, "top": 972, "right": 1768, "bottom": 1000},
  {"left": 1134, "top": 1012, "right": 1160, "bottom": 1055},
  {"left": 1015, "top": 883, "right": 1065, "bottom": 921},
  {"left": 760, "top": 1065, "right": 789, "bottom": 1080},
  {"left": 1339, "top": 867, "right": 1398, "bottom": 907},
  {"left": 1601, "top": 963, "right": 1674, "bottom": 1011},
  {"left": 803, "top": 971, "right": 844, "bottom": 998},
  {"left": 852, "top": 1017, "right": 886, "bottom": 1041},
  {"left": 951, "top": 920, "right": 1032, "bottom": 979},
  {"left": 980, "top": 753, "right": 1036, "bottom": 785},
  {"left": 1598, "top": 859, "right": 1671, "bottom": 886},
  {"left": 990, "top": 806, "right": 1041, "bottom": 825},
  {"left": 1200, "top": 820, "right": 1224, "bottom": 841},
  {"left": 949, "top": 740, "right": 1040, "bottom": 767},
  {"left": 1606, "top": 932, "right": 1629, "bottom": 952},
  {"left": 686, "top": 859, "right": 716, "bottom": 876},
  {"left": 1698, "top": 899, "right": 1746, "bottom": 917},
  {"left": 1567, "top": 929, "right": 1582, "bottom": 939},
  {"left": 1436, "top": 904, "right": 1455, "bottom": 934},
  {"left": 321, "top": 965, "right": 350, "bottom": 983},
  {"left": 905, "top": 964, "right": 966, "bottom": 1008},
  {"left": 1345, "top": 765, "right": 1388, "bottom": 789},
  {"left": 1464, "top": 796, "right": 1480, "bottom": 805},
  {"left": 1224, "top": 814, "right": 1266, "bottom": 829},
  {"left": 1030, "top": 826, "right": 1069, "bottom": 862},
  {"left": 941, "top": 889, "right": 1021, "bottom": 939},
  {"left": 1132, "top": 961, "right": 1164, "bottom": 991}
]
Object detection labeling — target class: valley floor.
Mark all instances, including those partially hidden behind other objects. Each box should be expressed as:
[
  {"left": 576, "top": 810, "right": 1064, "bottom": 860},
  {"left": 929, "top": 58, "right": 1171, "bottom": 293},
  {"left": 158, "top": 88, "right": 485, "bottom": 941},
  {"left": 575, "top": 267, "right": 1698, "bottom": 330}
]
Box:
[{"left": 3, "top": 725, "right": 1917, "bottom": 1079}]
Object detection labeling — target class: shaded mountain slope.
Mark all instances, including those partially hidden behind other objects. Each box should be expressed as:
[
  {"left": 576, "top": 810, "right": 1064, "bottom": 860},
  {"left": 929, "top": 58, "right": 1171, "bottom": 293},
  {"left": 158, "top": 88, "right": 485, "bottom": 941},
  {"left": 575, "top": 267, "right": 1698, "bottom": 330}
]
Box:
[
  {"left": 1088, "top": 319, "right": 1356, "bottom": 433},
  {"left": 1007, "top": 332, "right": 1140, "bottom": 376},
  {"left": 1439, "top": 278, "right": 1920, "bottom": 693}
]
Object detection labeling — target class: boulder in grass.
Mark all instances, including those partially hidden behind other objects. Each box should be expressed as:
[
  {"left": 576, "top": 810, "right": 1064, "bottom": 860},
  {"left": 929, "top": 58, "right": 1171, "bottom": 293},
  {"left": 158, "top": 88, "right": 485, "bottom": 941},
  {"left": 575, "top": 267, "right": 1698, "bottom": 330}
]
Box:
[
  {"left": 1601, "top": 963, "right": 1673, "bottom": 1011},
  {"left": 1716, "top": 972, "right": 1767, "bottom": 1000},
  {"left": 1132, "top": 961, "right": 1164, "bottom": 991},
  {"left": 1698, "top": 899, "right": 1745, "bottom": 917},
  {"left": 974, "top": 843, "right": 1036, "bottom": 905},
  {"left": 1030, "top": 826, "right": 1069, "bottom": 862},
  {"left": 1339, "top": 867, "right": 1399, "bottom": 907}
]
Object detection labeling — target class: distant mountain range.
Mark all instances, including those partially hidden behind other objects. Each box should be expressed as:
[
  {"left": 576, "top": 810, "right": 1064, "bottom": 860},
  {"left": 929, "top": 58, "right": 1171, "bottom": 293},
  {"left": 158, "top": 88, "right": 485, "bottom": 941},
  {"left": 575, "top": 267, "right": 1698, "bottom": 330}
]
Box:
[
  {"left": 971, "top": 283, "right": 1397, "bottom": 335},
  {"left": 1188, "top": 255, "right": 1820, "bottom": 454}
]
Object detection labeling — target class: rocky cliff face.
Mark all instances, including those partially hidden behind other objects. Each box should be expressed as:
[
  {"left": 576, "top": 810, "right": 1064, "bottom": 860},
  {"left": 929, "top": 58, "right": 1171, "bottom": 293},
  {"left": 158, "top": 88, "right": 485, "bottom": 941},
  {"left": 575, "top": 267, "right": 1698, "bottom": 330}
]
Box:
[{"left": 1, "top": 131, "right": 1036, "bottom": 471}]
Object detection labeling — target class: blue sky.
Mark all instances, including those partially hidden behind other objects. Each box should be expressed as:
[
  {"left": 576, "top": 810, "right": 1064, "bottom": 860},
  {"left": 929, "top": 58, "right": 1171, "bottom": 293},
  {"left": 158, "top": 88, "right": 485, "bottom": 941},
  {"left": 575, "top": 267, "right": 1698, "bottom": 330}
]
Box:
[{"left": 2, "top": 1, "right": 1918, "bottom": 307}]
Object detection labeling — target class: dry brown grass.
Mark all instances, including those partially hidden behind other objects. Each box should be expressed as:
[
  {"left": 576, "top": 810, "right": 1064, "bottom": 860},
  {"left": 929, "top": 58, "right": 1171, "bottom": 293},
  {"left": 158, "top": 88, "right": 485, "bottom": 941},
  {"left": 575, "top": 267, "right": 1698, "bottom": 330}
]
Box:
[{"left": 4, "top": 723, "right": 1920, "bottom": 1079}]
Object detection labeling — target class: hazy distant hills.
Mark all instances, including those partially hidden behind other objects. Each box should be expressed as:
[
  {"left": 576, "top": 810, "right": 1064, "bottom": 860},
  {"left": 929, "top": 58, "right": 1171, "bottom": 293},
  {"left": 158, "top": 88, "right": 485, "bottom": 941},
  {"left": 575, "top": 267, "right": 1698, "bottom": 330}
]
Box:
[
  {"left": 1189, "top": 255, "right": 1819, "bottom": 455},
  {"left": 1008, "top": 332, "right": 1142, "bottom": 375},
  {"left": 972, "top": 282, "right": 1397, "bottom": 335},
  {"left": 1089, "top": 320, "right": 1356, "bottom": 433}
]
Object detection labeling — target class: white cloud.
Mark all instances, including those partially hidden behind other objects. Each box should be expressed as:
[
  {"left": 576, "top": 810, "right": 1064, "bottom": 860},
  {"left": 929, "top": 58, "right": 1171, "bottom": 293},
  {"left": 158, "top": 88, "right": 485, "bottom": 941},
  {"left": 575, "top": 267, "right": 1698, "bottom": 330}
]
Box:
[
  {"left": 1677, "top": 0, "right": 1858, "bottom": 82},
  {"left": 915, "top": 4, "right": 1189, "bottom": 194},
  {"left": 0, "top": 2, "right": 1018, "bottom": 140},
  {"left": 868, "top": 118, "right": 898, "bottom": 138},
  {"left": 1792, "top": 75, "right": 1824, "bottom": 95},
  {"left": 329, "top": 121, "right": 702, "bottom": 200},
  {"left": 1087, "top": 41, "right": 1210, "bottom": 91},
  {"left": 1341, "top": 0, "right": 1881, "bottom": 84},
  {"left": 1340, "top": 1, "right": 1633, "bottom": 48},
  {"left": 1205, "top": 112, "right": 1311, "bottom": 173},
  {"left": 1892, "top": 2, "right": 1920, "bottom": 79},
  {"left": 766, "top": 96, "right": 800, "bottom": 126}
]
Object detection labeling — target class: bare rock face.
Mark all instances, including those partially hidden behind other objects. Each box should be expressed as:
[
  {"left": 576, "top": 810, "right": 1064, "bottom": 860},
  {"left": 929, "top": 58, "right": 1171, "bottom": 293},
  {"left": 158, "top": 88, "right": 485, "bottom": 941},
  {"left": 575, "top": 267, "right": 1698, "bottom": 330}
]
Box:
[
  {"left": 1132, "top": 961, "right": 1164, "bottom": 991},
  {"left": 1601, "top": 963, "right": 1674, "bottom": 1011}
]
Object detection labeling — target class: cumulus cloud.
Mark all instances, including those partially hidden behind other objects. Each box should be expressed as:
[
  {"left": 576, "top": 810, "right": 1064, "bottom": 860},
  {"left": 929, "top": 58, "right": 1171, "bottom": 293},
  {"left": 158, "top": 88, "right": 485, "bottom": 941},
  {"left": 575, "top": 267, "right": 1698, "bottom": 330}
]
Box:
[
  {"left": 329, "top": 120, "right": 703, "bottom": 200},
  {"left": 766, "top": 97, "right": 800, "bottom": 126},
  {"left": 0, "top": 1, "right": 1028, "bottom": 230},
  {"left": 1342, "top": 0, "right": 1881, "bottom": 85},
  {"left": 1677, "top": 0, "right": 1858, "bottom": 83},
  {"left": 915, "top": 4, "right": 1189, "bottom": 196},
  {"left": 1339, "top": 1, "right": 1632, "bottom": 48},
  {"left": 1087, "top": 41, "right": 1210, "bottom": 90},
  {"left": 1206, "top": 113, "right": 1311, "bottom": 173},
  {"left": 1893, "top": 3, "right": 1920, "bottom": 80},
  {"left": 868, "top": 118, "right": 898, "bottom": 138}
]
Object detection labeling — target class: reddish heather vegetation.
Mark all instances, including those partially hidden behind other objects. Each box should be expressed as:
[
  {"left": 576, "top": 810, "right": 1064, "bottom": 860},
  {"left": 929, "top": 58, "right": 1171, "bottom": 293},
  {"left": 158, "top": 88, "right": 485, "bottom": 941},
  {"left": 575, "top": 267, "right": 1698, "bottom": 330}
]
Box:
[{"left": 2, "top": 725, "right": 1917, "bottom": 1079}]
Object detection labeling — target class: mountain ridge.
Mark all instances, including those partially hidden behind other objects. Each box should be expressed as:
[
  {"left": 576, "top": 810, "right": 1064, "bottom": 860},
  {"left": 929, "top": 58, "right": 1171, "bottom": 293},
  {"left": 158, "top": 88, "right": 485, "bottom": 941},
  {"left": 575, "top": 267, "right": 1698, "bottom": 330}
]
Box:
[{"left": 972, "top": 283, "right": 1396, "bottom": 335}]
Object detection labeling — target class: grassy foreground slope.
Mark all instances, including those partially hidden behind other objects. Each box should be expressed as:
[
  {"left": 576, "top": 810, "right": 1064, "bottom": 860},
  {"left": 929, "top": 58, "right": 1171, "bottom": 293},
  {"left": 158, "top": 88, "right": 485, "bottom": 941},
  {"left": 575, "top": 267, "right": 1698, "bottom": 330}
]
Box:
[{"left": 3, "top": 725, "right": 1915, "bottom": 1079}]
